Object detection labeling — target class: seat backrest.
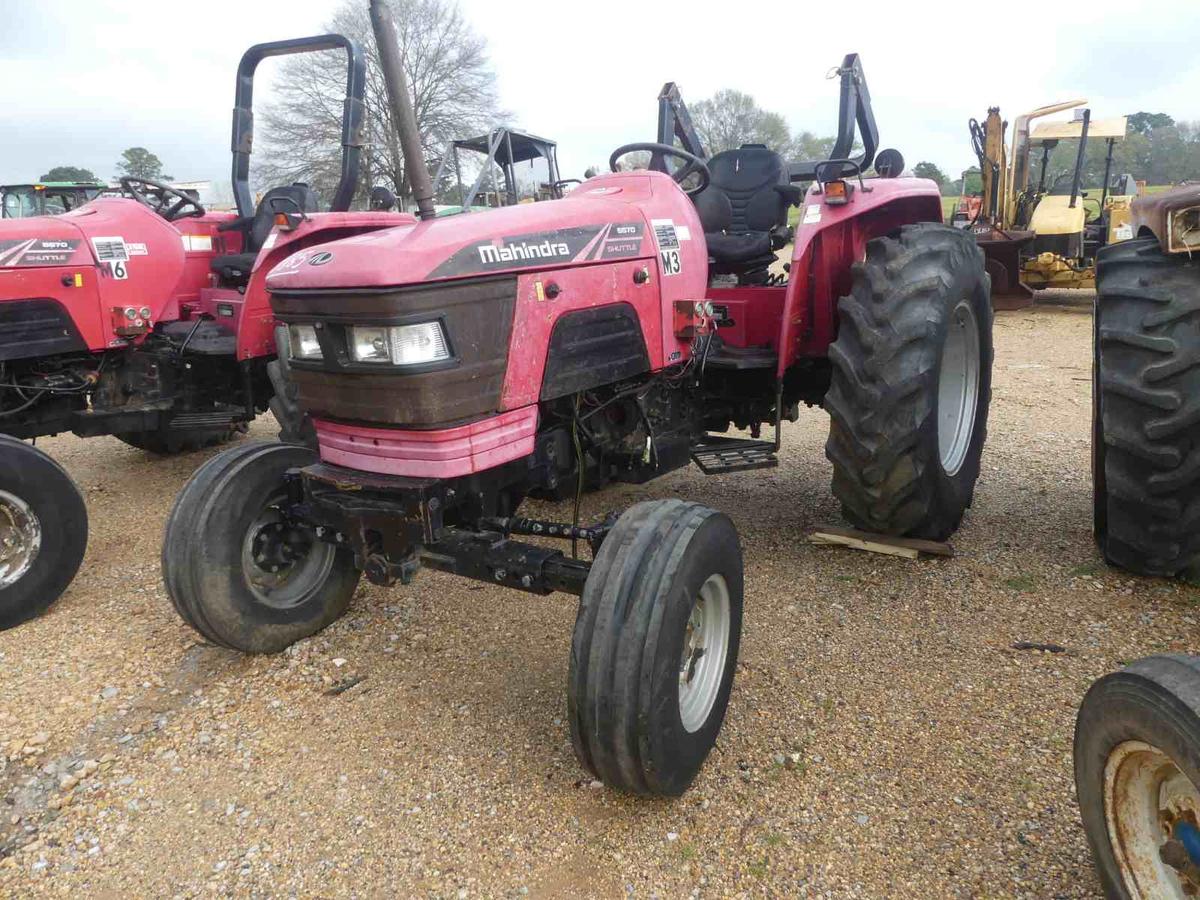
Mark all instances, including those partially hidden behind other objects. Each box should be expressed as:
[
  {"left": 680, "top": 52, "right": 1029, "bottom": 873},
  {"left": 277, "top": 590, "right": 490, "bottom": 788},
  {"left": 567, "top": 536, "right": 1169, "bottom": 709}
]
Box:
[
  {"left": 249, "top": 184, "right": 320, "bottom": 251},
  {"left": 694, "top": 145, "right": 788, "bottom": 235}
]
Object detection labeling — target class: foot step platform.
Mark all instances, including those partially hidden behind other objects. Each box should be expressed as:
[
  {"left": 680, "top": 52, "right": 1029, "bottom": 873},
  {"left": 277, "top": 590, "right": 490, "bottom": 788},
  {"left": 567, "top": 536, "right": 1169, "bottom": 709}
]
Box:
[{"left": 691, "top": 435, "right": 778, "bottom": 475}]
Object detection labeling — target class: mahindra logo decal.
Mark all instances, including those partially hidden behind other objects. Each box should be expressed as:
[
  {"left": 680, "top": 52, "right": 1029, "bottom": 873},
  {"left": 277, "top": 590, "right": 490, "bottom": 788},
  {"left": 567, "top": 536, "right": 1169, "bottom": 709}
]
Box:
[
  {"left": 477, "top": 240, "right": 570, "bottom": 265},
  {"left": 308, "top": 251, "right": 334, "bottom": 266}
]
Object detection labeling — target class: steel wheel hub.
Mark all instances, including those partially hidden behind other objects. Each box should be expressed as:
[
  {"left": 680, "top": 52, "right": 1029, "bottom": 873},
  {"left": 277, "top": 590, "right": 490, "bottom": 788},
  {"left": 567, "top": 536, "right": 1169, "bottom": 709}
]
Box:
[
  {"left": 678, "top": 573, "right": 731, "bottom": 733},
  {"left": 937, "top": 297, "right": 981, "bottom": 477},
  {"left": 240, "top": 502, "right": 335, "bottom": 610},
  {"left": 1105, "top": 740, "right": 1200, "bottom": 898},
  {"left": 0, "top": 489, "right": 41, "bottom": 590}
]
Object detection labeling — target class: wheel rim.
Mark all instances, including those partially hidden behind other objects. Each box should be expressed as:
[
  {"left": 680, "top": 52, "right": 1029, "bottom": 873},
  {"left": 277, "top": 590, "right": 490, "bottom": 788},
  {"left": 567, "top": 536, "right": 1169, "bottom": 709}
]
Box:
[
  {"left": 0, "top": 489, "right": 41, "bottom": 590},
  {"left": 678, "top": 573, "right": 731, "bottom": 733},
  {"left": 937, "top": 297, "right": 981, "bottom": 476},
  {"left": 239, "top": 499, "right": 336, "bottom": 610},
  {"left": 1104, "top": 739, "right": 1200, "bottom": 898}
]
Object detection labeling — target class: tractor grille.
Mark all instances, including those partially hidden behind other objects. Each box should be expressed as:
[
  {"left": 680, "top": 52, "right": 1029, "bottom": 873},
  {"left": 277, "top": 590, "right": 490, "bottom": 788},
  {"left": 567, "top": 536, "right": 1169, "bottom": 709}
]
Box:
[
  {"left": 0, "top": 298, "right": 88, "bottom": 362},
  {"left": 270, "top": 276, "right": 517, "bottom": 427}
]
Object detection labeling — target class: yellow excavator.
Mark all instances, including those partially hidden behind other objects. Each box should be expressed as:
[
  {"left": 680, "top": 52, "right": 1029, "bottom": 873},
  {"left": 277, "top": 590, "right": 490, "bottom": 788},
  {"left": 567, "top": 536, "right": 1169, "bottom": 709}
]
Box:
[{"left": 962, "top": 101, "right": 1135, "bottom": 305}]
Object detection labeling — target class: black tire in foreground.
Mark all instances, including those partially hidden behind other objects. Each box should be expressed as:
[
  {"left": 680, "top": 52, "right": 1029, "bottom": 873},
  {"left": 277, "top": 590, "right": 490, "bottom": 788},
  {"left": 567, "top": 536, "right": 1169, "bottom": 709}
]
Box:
[
  {"left": 162, "top": 441, "right": 359, "bottom": 653},
  {"left": 1075, "top": 655, "right": 1200, "bottom": 898},
  {"left": 1094, "top": 237, "right": 1200, "bottom": 579},
  {"left": 568, "top": 500, "right": 743, "bottom": 796},
  {"left": 825, "top": 223, "right": 993, "bottom": 541},
  {"left": 268, "top": 326, "right": 316, "bottom": 448},
  {"left": 117, "top": 423, "right": 247, "bottom": 455},
  {"left": 0, "top": 435, "right": 88, "bottom": 630}
]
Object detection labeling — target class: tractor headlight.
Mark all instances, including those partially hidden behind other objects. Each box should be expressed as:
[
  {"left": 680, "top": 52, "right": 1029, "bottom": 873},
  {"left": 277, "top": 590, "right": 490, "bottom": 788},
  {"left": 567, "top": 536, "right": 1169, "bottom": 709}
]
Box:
[
  {"left": 349, "top": 326, "right": 391, "bottom": 364},
  {"left": 288, "top": 324, "right": 322, "bottom": 360},
  {"left": 1169, "top": 206, "right": 1200, "bottom": 253},
  {"left": 347, "top": 322, "right": 451, "bottom": 366},
  {"left": 389, "top": 322, "right": 450, "bottom": 366}
]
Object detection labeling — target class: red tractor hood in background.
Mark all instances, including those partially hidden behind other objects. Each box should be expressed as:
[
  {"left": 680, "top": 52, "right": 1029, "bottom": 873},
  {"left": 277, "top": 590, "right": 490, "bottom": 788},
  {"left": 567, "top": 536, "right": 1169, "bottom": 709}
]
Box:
[
  {"left": 0, "top": 214, "right": 94, "bottom": 269},
  {"left": 265, "top": 173, "right": 675, "bottom": 292}
]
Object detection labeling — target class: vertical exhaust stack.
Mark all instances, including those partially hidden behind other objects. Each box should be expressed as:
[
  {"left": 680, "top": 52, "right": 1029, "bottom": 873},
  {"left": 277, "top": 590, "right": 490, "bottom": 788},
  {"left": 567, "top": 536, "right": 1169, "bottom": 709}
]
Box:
[{"left": 368, "top": 0, "right": 437, "bottom": 220}]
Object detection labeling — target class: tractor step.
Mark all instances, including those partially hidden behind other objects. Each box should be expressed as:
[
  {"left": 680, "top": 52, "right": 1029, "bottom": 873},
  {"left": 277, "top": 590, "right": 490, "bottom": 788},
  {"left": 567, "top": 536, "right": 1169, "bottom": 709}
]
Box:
[
  {"left": 168, "top": 411, "right": 238, "bottom": 430},
  {"left": 691, "top": 436, "right": 778, "bottom": 475}
]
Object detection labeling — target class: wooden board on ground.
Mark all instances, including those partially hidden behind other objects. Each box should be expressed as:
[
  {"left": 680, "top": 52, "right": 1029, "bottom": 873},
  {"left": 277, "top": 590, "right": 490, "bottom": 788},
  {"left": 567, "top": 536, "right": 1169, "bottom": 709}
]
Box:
[{"left": 808, "top": 525, "right": 954, "bottom": 560}]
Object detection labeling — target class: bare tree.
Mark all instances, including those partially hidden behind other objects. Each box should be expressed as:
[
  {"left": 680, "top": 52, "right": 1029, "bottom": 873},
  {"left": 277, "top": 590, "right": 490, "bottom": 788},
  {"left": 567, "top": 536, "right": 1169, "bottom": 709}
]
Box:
[
  {"left": 690, "top": 89, "right": 792, "bottom": 156},
  {"left": 254, "top": 0, "right": 504, "bottom": 208}
]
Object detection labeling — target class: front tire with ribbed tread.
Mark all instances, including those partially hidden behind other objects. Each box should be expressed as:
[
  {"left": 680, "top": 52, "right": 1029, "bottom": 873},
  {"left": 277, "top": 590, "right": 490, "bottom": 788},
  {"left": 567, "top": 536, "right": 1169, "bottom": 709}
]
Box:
[
  {"left": 162, "top": 441, "right": 359, "bottom": 653},
  {"left": 1094, "top": 237, "right": 1200, "bottom": 579},
  {"left": 825, "top": 223, "right": 993, "bottom": 540},
  {"left": 568, "top": 499, "right": 743, "bottom": 796}
]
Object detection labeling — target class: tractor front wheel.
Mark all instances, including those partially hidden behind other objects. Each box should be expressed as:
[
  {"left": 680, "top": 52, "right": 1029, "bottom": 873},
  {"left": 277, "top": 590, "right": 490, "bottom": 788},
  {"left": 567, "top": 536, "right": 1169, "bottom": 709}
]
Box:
[
  {"left": 568, "top": 500, "right": 743, "bottom": 796},
  {"left": 1075, "top": 655, "right": 1200, "bottom": 899},
  {"left": 162, "top": 441, "right": 360, "bottom": 653},
  {"left": 825, "top": 223, "right": 993, "bottom": 540},
  {"left": 0, "top": 435, "right": 88, "bottom": 630}
]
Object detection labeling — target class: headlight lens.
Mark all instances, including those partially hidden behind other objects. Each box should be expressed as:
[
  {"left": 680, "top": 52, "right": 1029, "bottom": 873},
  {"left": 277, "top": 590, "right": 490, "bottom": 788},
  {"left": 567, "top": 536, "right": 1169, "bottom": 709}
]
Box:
[
  {"left": 288, "top": 324, "right": 322, "bottom": 360},
  {"left": 389, "top": 322, "right": 451, "bottom": 366},
  {"left": 349, "top": 326, "right": 391, "bottom": 363},
  {"left": 1170, "top": 206, "right": 1200, "bottom": 253}
]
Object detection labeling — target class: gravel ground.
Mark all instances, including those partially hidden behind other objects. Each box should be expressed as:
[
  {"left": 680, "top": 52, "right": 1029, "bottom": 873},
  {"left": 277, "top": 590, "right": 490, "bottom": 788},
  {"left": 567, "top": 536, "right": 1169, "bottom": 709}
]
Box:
[{"left": 2, "top": 303, "right": 1197, "bottom": 898}]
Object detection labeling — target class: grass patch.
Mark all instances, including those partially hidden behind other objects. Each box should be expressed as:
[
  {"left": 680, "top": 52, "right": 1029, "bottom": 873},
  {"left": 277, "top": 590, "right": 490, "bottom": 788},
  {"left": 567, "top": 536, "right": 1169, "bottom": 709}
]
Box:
[
  {"left": 1069, "top": 561, "right": 1104, "bottom": 578},
  {"left": 1003, "top": 574, "right": 1037, "bottom": 592}
]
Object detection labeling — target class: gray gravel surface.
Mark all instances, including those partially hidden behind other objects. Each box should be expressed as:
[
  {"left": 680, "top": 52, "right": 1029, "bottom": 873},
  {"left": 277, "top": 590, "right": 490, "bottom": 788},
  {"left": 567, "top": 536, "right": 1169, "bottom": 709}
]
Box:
[{"left": 2, "top": 305, "right": 1197, "bottom": 897}]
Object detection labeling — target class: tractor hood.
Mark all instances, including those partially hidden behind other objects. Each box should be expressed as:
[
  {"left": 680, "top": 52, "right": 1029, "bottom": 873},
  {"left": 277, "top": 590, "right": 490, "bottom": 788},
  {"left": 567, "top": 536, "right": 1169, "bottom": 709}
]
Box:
[
  {"left": 0, "top": 198, "right": 184, "bottom": 270},
  {"left": 265, "top": 174, "right": 664, "bottom": 291},
  {"left": 0, "top": 214, "right": 92, "bottom": 269}
]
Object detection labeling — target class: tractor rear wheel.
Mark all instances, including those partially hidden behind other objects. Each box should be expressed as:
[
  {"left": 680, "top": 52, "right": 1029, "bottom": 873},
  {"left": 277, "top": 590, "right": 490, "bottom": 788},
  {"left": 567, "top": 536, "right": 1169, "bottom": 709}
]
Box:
[
  {"left": 1094, "top": 237, "right": 1200, "bottom": 579},
  {"left": 0, "top": 435, "right": 87, "bottom": 630},
  {"left": 1075, "top": 655, "right": 1200, "bottom": 899},
  {"left": 162, "top": 441, "right": 359, "bottom": 653},
  {"left": 268, "top": 326, "right": 316, "bottom": 448},
  {"left": 116, "top": 423, "right": 247, "bottom": 455},
  {"left": 825, "top": 223, "right": 993, "bottom": 540},
  {"left": 568, "top": 500, "right": 743, "bottom": 796}
]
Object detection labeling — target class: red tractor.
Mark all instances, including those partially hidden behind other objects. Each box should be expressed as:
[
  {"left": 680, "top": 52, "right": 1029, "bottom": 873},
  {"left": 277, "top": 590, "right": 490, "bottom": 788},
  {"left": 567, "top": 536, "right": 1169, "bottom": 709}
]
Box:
[
  {"left": 0, "top": 35, "right": 413, "bottom": 630},
  {"left": 164, "top": 21, "right": 993, "bottom": 797}
]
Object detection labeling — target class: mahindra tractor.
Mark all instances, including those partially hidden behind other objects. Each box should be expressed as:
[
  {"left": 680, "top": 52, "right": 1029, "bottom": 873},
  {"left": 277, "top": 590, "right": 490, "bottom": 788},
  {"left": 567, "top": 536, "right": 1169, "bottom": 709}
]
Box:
[
  {"left": 0, "top": 34, "right": 414, "bottom": 631},
  {"left": 163, "top": 5, "right": 993, "bottom": 797}
]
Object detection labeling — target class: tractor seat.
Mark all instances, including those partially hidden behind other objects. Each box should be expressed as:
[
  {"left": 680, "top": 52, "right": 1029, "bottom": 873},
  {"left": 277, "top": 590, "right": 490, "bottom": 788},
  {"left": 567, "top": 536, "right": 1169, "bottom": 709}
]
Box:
[
  {"left": 212, "top": 184, "right": 319, "bottom": 285},
  {"left": 692, "top": 145, "right": 800, "bottom": 279}
]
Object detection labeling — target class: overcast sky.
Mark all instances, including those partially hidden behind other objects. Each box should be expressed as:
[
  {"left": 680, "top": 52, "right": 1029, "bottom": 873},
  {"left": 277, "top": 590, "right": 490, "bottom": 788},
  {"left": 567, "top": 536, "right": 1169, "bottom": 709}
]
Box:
[{"left": 2, "top": 0, "right": 1198, "bottom": 188}]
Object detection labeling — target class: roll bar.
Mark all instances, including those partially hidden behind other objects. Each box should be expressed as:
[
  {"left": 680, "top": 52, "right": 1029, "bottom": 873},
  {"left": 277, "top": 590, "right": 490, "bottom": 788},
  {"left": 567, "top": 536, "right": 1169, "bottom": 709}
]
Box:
[
  {"left": 230, "top": 34, "right": 366, "bottom": 218},
  {"left": 789, "top": 54, "right": 879, "bottom": 182}
]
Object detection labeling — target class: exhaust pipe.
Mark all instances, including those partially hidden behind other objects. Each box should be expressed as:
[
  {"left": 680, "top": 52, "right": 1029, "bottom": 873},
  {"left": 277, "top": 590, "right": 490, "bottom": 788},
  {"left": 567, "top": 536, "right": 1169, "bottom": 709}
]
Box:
[{"left": 368, "top": 0, "right": 437, "bottom": 220}]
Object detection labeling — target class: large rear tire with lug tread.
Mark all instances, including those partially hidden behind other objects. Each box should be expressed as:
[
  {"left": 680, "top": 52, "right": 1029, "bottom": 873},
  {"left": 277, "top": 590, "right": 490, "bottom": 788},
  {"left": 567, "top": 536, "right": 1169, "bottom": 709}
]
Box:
[
  {"left": 1075, "top": 655, "right": 1200, "bottom": 899},
  {"left": 1094, "top": 237, "right": 1200, "bottom": 579},
  {"left": 0, "top": 435, "right": 87, "bottom": 630},
  {"left": 268, "top": 326, "right": 316, "bottom": 448},
  {"left": 162, "top": 441, "right": 359, "bottom": 653},
  {"left": 117, "top": 423, "right": 247, "bottom": 455},
  {"left": 568, "top": 499, "right": 743, "bottom": 796},
  {"left": 825, "top": 222, "right": 993, "bottom": 540}
]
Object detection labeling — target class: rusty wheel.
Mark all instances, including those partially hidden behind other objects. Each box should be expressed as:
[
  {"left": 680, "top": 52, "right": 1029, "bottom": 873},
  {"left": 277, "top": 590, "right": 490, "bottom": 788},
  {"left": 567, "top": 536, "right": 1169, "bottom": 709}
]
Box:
[
  {"left": 1076, "top": 655, "right": 1200, "bottom": 899},
  {"left": 1104, "top": 741, "right": 1200, "bottom": 897}
]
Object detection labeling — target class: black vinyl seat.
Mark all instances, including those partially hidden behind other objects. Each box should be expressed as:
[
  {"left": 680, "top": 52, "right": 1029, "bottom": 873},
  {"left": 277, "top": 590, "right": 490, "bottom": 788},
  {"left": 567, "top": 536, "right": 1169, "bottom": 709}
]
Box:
[
  {"left": 212, "top": 184, "right": 319, "bottom": 285},
  {"left": 692, "top": 145, "right": 800, "bottom": 279}
]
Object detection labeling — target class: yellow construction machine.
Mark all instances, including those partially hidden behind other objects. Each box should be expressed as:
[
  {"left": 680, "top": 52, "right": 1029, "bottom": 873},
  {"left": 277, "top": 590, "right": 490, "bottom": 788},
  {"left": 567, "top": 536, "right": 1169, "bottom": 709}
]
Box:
[{"left": 961, "top": 101, "right": 1135, "bottom": 305}]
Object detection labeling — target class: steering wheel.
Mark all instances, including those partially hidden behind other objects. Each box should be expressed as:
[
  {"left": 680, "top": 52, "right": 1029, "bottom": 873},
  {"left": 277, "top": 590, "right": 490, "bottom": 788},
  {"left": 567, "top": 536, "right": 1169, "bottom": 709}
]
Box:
[
  {"left": 608, "top": 143, "right": 711, "bottom": 196},
  {"left": 119, "top": 177, "right": 205, "bottom": 221}
]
